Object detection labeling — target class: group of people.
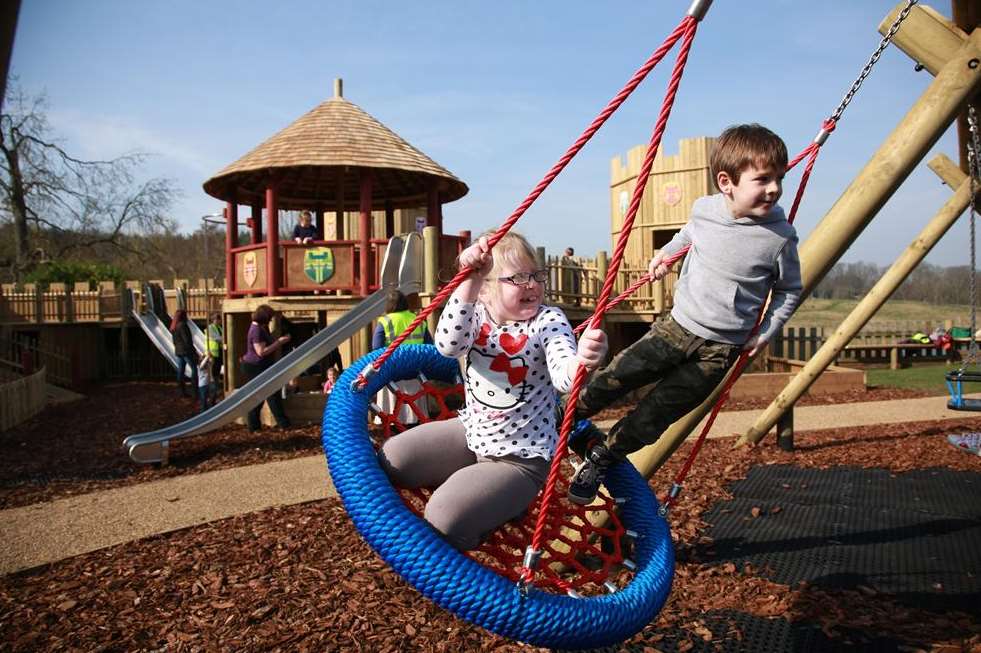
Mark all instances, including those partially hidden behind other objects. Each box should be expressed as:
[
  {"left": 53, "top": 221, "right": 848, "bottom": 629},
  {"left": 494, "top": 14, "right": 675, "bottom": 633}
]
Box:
[
  {"left": 171, "top": 310, "right": 224, "bottom": 413},
  {"left": 379, "top": 123, "right": 803, "bottom": 550}
]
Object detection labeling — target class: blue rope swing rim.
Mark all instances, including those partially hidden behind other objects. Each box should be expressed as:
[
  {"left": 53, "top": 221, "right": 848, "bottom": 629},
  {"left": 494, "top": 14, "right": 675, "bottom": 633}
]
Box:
[{"left": 323, "top": 345, "right": 674, "bottom": 650}]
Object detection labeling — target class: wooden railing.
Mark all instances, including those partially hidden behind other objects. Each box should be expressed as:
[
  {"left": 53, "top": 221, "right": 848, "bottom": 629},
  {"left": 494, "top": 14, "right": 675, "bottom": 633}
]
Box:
[{"left": 544, "top": 254, "right": 677, "bottom": 316}]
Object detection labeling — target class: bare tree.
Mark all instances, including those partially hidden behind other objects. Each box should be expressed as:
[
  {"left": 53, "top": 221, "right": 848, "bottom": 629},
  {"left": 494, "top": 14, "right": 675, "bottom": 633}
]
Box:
[{"left": 0, "top": 84, "right": 180, "bottom": 280}]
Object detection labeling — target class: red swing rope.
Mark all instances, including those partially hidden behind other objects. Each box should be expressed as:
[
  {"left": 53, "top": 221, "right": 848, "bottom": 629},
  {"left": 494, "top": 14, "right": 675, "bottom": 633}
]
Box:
[
  {"left": 520, "top": 15, "right": 701, "bottom": 588},
  {"left": 354, "top": 13, "right": 697, "bottom": 391}
]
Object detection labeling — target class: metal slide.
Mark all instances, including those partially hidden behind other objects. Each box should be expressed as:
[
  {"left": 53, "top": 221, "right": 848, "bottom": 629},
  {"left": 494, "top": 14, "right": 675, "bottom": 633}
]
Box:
[
  {"left": 123, "top": 233, "right": 422, "bottom": 464},
  {"left": 130, "top": 285, "right": 207, "bottom": 378},
  {"left": 129, "top": 308, "right": 200, "bottom": 378}
]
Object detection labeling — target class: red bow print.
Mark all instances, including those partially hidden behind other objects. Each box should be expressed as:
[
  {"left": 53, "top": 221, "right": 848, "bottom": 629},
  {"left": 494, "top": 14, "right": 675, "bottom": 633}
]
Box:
[{"left": 489, "top": 354, "right": 528, "bottom": 386}]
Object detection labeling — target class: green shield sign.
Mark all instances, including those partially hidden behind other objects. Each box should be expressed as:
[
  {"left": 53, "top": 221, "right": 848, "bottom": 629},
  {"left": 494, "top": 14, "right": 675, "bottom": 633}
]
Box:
[{"left": 304, "top": 247, "right": 335, "bottom": 284}]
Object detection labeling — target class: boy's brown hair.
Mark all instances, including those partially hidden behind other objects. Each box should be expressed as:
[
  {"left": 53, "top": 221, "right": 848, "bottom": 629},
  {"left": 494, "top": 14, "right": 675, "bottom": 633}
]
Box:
[{"left": 710, "top": 124, "right": 788, "bottom": 190}]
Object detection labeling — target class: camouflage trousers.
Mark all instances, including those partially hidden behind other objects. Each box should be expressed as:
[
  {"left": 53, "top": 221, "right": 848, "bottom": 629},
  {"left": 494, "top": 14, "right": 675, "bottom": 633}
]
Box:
[{"left": 578, "top": 316, "right": 740, "bottom": 459}]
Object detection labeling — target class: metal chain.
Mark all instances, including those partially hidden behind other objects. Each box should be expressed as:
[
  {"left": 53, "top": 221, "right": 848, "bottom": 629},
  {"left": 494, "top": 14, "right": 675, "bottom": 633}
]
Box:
[
  {"left": 965, "top": 106, "right": 981, "bottom": 368},
  {"left": 829, "top": 0, "right": 918, "bottom": 123}
]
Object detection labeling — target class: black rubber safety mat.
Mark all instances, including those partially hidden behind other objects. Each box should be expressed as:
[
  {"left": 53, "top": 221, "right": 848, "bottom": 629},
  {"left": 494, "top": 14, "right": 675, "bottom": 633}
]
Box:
[
  {"left": 702, "top": 465, "right": 981, "bottom": 612},
  {"left": 560, "top": 609, "right": 909, "bottom": 652}
]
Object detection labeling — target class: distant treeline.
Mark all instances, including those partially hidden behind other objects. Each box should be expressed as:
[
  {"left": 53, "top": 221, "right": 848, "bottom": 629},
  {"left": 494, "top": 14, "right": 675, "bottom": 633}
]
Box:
[
  {"left": 2, "top": 221, "right": 977, "bottom": 303},
  {"left": 813, "top": 261, "right": 976, "bottom": 305}
]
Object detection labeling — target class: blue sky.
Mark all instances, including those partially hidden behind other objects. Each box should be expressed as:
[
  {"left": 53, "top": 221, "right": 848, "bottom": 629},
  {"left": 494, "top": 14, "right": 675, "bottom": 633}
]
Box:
[{"left": 9, "top": 1, "right": 970, "bottom": 267}]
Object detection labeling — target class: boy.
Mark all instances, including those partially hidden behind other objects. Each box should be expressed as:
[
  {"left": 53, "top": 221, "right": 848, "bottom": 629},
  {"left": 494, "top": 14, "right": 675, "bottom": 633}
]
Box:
[
  {"left": 568, "top": 123, "right": 803, "bottom": 505},
  {"left": 292, "top": 210, "right": 318, "bottom": 243}
]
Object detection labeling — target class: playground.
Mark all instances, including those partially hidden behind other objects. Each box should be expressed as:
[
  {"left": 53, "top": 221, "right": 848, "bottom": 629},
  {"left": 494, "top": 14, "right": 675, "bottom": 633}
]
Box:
[
  {"left": 0, "top": 381, "right": 979, "bottom": 650},
  {"left": 2, "top": 0, "right": 981, "bottom": 650}
]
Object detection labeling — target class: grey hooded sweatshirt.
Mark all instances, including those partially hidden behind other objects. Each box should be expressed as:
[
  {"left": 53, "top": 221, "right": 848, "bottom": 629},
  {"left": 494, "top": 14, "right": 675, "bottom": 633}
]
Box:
[{"left": 661, "top": 193, "right": 802, "bottom": 345}]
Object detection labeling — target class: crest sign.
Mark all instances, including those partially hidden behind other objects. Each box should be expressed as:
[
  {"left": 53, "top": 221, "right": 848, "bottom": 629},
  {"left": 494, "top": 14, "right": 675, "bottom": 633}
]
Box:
[
  {"left": 663, "top": 182, "right": 683, "bottom": 206},
  {"left": 304, "top": 247, "right": 335, "bottom": 284},
  {"left": 242, "top": 252, "right": 258, "bottom": 287}
]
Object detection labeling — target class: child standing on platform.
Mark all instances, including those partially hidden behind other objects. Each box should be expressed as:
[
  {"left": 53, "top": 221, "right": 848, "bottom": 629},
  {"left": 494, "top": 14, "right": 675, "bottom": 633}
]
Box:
[{"left": 379, "top": 231, "right": 608, "bottom": 550}]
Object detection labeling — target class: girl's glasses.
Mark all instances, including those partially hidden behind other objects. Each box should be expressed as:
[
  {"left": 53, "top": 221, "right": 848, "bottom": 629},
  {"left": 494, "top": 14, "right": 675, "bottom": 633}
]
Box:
[{"left": 498, "top": 270, "right": 548, "bottom": 286}]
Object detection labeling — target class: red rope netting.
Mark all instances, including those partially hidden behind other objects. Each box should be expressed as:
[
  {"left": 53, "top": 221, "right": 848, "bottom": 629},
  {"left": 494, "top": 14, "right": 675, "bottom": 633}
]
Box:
[{"left": 371, "top": 379, "right": 630, "bottom": 595}]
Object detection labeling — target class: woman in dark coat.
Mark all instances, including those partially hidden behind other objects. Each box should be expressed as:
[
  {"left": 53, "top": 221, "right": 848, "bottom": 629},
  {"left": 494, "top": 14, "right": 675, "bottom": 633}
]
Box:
[{"left": 170, "top": 309, "right": 198, "bottom": 397}]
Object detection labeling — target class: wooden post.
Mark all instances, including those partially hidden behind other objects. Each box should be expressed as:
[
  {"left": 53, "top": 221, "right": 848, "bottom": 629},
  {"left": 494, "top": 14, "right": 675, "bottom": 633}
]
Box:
[
  {"left": 359, "top": 169, "right": 373, "bottom": 296},
  {"left": 427, "top": 184, "right": 442, "bottom": 235},
  {"left": 28, "top": 284, "right": 42, "bottom": 324},
  {"left": 225, "top": 312, "right": 239, "bottom": 391},
  {"left": 265, "top": 182, "right": 280, "bottom": 295},
  {"left": 632, "top": 11, "right": 981, "bottom": 479},
  {"left": 777, "top": 409, "right": 794, "bottom": 451},
  {"left": 226, "top": 202, "right": 237, "bottom": 297},
  {"left": 384, "top": 200, "right": 395, "bottom": 239},
  {"left": 315, "top": 205, "right": 325, "bottom": 241},
  {"left": 423, "top": 226, "right": 440, "bottom": 336},
  {"left": 64, "top": 285, "right": 74, "bottom": 323},
  {"left": 890, "top": 347, "right": 900, "bottom": 370},
  {"left": 739, "top": 154, "right": 974, "bottom": 446},
  {"left": 335, "top": 171, "right": 346, "bottom": 240},
  {"left": 120, "top": 287, "right": 130, "bottom": 371},
  {"left": 250, "top": 201, "right": 262, "bottom": 244},
  {"left": 952, "top": 0, "right": 980, "bottom": 173}
]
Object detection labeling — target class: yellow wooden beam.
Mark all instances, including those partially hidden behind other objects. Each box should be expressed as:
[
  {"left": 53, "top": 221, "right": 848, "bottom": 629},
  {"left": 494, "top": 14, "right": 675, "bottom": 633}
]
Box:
[{"left": 882, "top": 2, "right": 968, "bottom": 75}]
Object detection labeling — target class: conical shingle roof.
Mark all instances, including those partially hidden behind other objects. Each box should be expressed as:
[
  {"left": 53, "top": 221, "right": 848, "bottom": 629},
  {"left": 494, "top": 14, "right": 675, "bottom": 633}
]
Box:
[{"left": 203, "top": 83, "right": 468, "bottom": 210}]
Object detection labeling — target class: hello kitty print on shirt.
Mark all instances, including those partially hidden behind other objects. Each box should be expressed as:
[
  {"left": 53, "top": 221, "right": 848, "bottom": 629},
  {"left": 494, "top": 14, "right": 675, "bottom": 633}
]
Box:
[
  {"left": 435, "top": 299, "right": 577, "bottom": 461},
  {"left": 466, "top": 323, "right": 530, "bottom": 409}
]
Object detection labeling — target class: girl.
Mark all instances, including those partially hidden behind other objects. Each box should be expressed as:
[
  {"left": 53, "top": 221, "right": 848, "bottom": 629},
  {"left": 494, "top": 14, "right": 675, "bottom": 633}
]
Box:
[
  {"left": 323, "top": 366, "right": 339, "bottom": 395},
  {"left": 378, "top": 232, "right": 607, "bottom": 551},
  {"left": 170, "top": 309, "right": 198, "bottom": 397}
]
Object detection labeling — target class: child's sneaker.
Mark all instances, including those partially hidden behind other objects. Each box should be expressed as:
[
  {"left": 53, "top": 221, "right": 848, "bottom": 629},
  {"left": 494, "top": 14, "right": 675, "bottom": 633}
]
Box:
[
  {"left": 568, "top": 419, "right": 605, "bottom": 460},
  {"left": 568, "top": 443, "right": 615, "bottom": 505},
  {"left": 947, "top": 432, "right": 981, "bottom": 455}
]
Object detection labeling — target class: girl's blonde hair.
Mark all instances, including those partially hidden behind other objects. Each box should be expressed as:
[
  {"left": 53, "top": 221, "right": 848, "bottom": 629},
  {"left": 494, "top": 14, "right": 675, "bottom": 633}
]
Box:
[
  {"left": 469, "top": 230, "right": 538, "bottom": 278},
  {"left": 467, "top": 230, "right": 540, "bottom": 303}
]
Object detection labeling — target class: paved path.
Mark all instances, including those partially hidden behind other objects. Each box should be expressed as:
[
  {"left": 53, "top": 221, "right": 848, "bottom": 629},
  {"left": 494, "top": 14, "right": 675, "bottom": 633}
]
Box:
[
  {"left": 1, "top": 457, "right": 333, "bottom": 575},
  {"left": 1, "top": 394, "right": 977, "bottom": 575}
]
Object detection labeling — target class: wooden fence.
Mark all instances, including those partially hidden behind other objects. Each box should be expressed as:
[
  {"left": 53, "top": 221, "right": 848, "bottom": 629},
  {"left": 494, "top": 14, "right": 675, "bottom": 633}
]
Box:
[
  {"left": 0, "top": 279, "right": 224, "bottom": 324},
  {"left": 0, "top": 366, "right": 46, "bottom": 431},
  {"left": 771, "top": 322, "right": 965, "bottom": 367}
]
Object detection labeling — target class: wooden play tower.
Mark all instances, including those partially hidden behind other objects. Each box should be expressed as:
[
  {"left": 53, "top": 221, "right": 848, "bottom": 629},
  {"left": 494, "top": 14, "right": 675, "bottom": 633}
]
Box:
[{"left": 202, "top": 79, "right": 470, "bottom": 389}]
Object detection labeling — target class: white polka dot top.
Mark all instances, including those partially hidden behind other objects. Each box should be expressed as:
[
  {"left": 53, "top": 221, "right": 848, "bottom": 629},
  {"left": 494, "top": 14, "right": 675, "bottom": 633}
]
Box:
[{"left": 435, "top": 298, "right": 578, "bottom": 461}]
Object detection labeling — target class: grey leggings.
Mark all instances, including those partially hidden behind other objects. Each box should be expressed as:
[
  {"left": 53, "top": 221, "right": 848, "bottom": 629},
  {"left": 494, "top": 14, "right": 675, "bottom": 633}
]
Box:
[{"left": 378, "top": 417, "right": 549, "bottom": 551}]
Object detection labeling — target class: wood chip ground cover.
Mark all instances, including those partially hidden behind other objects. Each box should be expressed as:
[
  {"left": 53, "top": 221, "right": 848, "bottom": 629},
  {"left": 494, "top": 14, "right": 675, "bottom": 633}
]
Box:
[{"left": 1, "top": 382, "right": 980, "bottom": 651}]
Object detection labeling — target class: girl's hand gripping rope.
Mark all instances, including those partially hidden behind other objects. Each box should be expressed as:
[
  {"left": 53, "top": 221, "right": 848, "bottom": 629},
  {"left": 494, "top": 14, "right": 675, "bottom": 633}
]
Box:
[{"left": 458, "top": 236, "right": 493, "bottom": 276}]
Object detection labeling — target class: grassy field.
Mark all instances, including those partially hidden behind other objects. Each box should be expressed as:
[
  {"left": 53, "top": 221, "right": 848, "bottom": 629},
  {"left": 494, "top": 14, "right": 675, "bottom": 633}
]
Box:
[
  {"left": 866, "top": 362, "right": 957, "bottom": 395},
  {"left": 788, "top": 298, "right": 972, "bottom": 329}
]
